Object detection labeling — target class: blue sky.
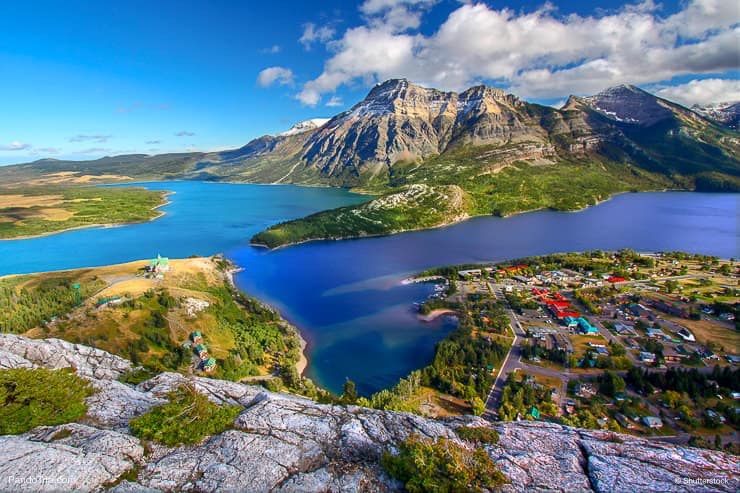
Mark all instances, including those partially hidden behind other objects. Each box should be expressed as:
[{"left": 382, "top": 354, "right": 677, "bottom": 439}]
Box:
[{"left": 0, "top": 0, "right": 737, "bottom": 165}]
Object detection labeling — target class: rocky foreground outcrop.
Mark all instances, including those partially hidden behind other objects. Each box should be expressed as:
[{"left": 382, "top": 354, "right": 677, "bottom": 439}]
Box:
[{"left": 0, "top": 334, "right": 737, "bottom": 492}]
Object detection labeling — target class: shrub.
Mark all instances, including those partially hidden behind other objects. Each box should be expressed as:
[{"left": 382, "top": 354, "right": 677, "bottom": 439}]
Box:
[
  {"left": 0, "top": 368, "right": 94, "bottom": 434},
  {"left": 382, "top": 435, "right": 507, "bottom": 493},
  {"left": 129, "top": 383, "right": 241, "bottom": 446},
  {"left": 455, "top": 426, "right": 500, "bottom": 445},
  {"left": 118, "top": 367, "right": 154, "bottom": 386}
]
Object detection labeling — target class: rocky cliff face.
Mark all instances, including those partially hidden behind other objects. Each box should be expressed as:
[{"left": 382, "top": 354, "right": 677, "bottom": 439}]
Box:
[
  {"left": 0, "top": 333, "right": 737, "bottom": 493},
  {"left": 300, "top": 79, "right": 546, "bottom": 178}
]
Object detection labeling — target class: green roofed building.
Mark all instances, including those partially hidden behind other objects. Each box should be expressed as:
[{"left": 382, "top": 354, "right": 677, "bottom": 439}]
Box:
[
  {"left": 203, "top": 357, "right": 217, "bottom": 373},
  {"left": 528, "top": 407, "right": 541, "bottom": 420},
  {"left": 148, "top": 254, "right": 170, "bottom": 273},
  {"left": 194, "top": 344, "right": 208, "bottom": 358},
  {"left": 189, "top": 331, "right": 203, "bottom": 344}
]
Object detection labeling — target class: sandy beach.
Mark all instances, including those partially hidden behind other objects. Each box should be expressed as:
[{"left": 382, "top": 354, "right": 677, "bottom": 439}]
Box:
[
  {"left": 418, "top": 308, "right": 458, "bottom": 322},
  {"left": 296, "top": 332, "right": 308, "bottom": 375}
]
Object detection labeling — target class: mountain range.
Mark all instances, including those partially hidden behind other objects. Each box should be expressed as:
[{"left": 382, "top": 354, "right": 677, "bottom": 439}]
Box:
[{"left": 3, "top": 79, "right": 738, "bottom": 247}]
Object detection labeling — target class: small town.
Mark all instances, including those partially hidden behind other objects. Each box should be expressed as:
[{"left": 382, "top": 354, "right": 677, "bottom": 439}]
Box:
[{"left": 416, "top": 250, "right": 739, "bottom": 452}]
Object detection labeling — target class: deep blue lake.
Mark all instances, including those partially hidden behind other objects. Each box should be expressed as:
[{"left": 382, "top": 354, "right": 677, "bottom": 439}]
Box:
[{"left": 0, "top": 182, "right": 737, "bottom": 394}]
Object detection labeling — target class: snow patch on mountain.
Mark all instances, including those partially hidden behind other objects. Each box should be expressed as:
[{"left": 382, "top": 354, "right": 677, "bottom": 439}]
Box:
[{"left": 279, "top": 118, "right": 330, "bottom": 137}]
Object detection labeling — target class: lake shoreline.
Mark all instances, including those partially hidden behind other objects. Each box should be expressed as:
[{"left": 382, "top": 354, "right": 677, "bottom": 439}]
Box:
[
  {"left": 224, "top": 262, "right": 308, "bottom": 377},
  {"left": 251, "top": 187, "right": 709, "bottom": 251}
]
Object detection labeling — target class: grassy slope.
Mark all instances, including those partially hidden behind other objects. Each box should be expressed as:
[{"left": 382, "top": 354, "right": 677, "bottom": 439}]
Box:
[
  {"left": 9, "top": 257, "right": 301, "bottom": 381},
  {"left": 0, "top": 186, "right": 167, "bottom": 239},
  {"left": 252, "top": 184, "right": 468, "bottom": 248}
]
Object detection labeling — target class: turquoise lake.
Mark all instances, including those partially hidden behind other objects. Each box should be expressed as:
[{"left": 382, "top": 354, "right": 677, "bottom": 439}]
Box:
[{"left": 0, "top": 181, "right": 737, "bottom": 394}]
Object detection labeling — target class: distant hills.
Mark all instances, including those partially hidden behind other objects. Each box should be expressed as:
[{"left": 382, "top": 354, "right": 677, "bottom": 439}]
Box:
[{"left": 2, "top": 79, "right": 738, "bottom": 247}]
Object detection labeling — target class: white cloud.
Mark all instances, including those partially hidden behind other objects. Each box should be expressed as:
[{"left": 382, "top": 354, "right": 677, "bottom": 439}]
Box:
[
  {"left": 325, "top": 96, "right": 344, "bottom": 107},
  {"left": 262, "top": 45, "right": 281, "bottom": 54},
  {"left": 299, "top": 23, "right": 335, "bottom": 50},
  {"left": 174, "top": 131, "right": 195, "bottom": 137},
  {"left": 360, "top": 0, "right": 437, "bottom": 32},
  {"left": 296, "top": 0, "right": 740, "bottom": 105},
  {"left": 655, "top": 78, "right": 740, "bottom": 107},
  {"left": 0, "top": 141, "right": 31, "bottom": 151},
  {"left": 256, "top": 66, "right": 294, "bottom": 87}
]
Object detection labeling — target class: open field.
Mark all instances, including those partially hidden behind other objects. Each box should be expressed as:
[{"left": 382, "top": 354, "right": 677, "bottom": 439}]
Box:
[
  {"left": 399, "top": 387, "right": 471, "bottom": 418},
  {"left": 0, "top": 186, "right": 167, "bottom": 239},
  {"left": 569, "top": 333, "right": 607, "bottom": 358},
  {"left": 667, "top": 317, "right": 739, "bottom": 354}
]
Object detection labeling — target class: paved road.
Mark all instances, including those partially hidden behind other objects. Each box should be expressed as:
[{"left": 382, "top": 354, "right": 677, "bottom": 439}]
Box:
[{"left": 483, "top": 284, "right": 526, "bottom": 419}]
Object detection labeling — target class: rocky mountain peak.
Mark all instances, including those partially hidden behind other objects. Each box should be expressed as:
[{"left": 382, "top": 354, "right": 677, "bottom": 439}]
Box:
[{"left": 582, "top": 83, "right": 674, "bottom": 125}]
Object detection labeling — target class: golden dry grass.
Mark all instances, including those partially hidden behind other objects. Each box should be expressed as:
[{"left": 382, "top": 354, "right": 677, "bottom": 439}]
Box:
[
  {"left": 0, "top": 194, "right": 64, "bottom": 208},
  {"left": 569, "top": 334, "right": 606, "bottom": 358},
  {"left": 35, "top": 208, "right": 74, "bottom": 221},
  {"left": 24, "top": 172, "right": 132, "bottom": 186},
  {"left": 669, "top": 317, "right": 739, "bottom": 354}
]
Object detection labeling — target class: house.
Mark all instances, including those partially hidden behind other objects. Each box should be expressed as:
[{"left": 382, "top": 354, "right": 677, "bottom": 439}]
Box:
[
  {"left": 607, "top": 276, "right": 627, "bottom": 283},
  {"left": 629, "top": 303, "right": 652, "bottom": 318},
  {"left": 614, "top": 322, "right": 637, "bottom": 336},
  {"left": 595, "top": 347, "right": 610, "bottom": 356},
  {"left": 564, "top": 399, "right": 576, "bottom": 414},
  {"left": 726, "top": 355, "right": 740, "bottom": 364},
  {"left": 458, "top": 269, "right": 482, "bottom": 279},
  {"left": 575, "top": 382, "right": 597, "bottom": 398},
  {"left": 640, "top": 352, "right": 656, "bottom": 364},
  {"left": 552, "top": 334, "right": 573, "bottom": 353},
  {"left": 651, "top": 299, "right": 689, "bottom": 318},
  {"left": 615, "top": 412, "right": 636, "bottom": 429},
  {"left": 642, "top": 416, "right": 663, "bottom": 428},
  {"left": 719, "top": 312, "right": 736, "bottom": 321},
  {"left": 706, "top": 409, "right": 727, "bottom": 424},
  {"left": 193, "top": 344, "right": 209, "bottom": 359},
  {"left": 202, "top": 357, "right": 217, "bottom": 373},
  {"left": 189, "top": 331, "right": 203, "bottom": 344},
  {"left": 645, "top": 327, "right": 667, "bottom": 339},
  {"left": 663, "top": 346, "right": 688, "bottom": 363},
  {"left": 564, "top": 317, "right": 579, "bottom": 330},
  {"left": 730, "top": 392, "right": 740, "bottom": 400},
  {"left": 528, "top": 407, "right": 541, "bottom": 419},
  {"left": 577, "top": 318, "right": 599, "bottom": 335},
  {"left": 148, "top": 254, "right": 170, "bottom": 274}
]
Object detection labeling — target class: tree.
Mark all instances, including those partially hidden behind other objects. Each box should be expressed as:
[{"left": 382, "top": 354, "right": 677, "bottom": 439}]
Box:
[
  {"left": 598, "top": 371, "right": 625, "bottom": 398},
  {"left": 341, "top": 379, "right": 358, "bottom": 405},
  {"left": 0, "top": 368, "right": 93, "bottom": 434},
  {"left": 471, "top": 396, "right": 486, "bottom": 416},
  {"left": 382, "top": 435, "right": 507, "bottom": 493}
]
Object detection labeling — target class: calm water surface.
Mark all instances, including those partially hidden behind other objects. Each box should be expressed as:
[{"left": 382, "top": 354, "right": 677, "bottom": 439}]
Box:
[{"left": 1, "top": 182, "right": 737, "bottom": 394}]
